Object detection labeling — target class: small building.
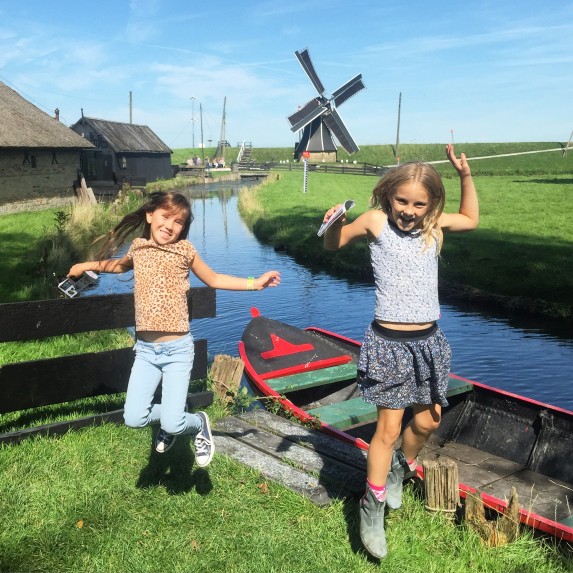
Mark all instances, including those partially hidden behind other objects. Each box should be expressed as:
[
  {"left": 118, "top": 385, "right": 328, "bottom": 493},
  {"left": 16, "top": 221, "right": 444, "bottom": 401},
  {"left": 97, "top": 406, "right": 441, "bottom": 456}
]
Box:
[
  {"left": 293, "top": 117, "right": 337, "bottom": 163},
  {"left": 70, "top": 116, "right": 172, "bottom": 186},
  {"left": 0, "top": 82, "right": 94, "bottom": 207}
]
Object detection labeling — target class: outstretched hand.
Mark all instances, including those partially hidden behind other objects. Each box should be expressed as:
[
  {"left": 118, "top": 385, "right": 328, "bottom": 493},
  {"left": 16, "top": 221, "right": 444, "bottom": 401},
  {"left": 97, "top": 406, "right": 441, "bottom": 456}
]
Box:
[
  {"left": 446, "top": 144, "right": 471, "bottom": 177},
  {"left": 256, "top": 271, "right": 281, "bottom": 290}
]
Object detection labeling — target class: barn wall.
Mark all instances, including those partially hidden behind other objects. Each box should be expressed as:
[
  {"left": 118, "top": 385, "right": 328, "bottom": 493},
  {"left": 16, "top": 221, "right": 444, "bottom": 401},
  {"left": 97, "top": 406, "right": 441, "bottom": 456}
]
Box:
[{"left": 0, "top": 149, "right": 80, "bottom": 207}]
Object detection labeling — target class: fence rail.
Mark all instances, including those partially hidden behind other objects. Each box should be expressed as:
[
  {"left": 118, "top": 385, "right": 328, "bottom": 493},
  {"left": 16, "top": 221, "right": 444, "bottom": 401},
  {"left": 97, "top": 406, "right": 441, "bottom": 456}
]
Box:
[
  {"left": 0, "top": 288, "right": 216, "bottom": 444},
  {"left": 238, "top": 162, "right": 390, "bottom": 176}
]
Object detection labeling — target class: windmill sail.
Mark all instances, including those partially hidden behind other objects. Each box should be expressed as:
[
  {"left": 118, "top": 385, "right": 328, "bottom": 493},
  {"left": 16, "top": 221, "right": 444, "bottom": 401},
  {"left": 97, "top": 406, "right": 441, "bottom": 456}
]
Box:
[{"left": 295, "top": 49, "right": 325, "bottom": 95}]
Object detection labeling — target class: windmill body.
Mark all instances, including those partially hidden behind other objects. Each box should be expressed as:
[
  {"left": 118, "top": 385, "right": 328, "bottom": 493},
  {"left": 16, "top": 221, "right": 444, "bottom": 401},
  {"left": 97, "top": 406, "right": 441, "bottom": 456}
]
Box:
[{"left": 288, "top": 49, "right": 365, "bottom": 161}]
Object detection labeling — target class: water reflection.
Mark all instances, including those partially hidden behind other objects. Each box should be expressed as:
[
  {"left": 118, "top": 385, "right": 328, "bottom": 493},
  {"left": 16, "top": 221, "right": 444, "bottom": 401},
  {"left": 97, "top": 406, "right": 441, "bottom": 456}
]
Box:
[{"left": 89, "top": 180, "right": 573, "bottom": 411}]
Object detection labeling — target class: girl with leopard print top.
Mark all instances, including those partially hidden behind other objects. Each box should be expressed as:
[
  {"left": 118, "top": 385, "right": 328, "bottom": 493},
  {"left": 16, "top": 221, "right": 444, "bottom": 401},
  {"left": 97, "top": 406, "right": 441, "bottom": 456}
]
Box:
[{"left": 67, "top": 191, "right": 280, "bottom": 466}]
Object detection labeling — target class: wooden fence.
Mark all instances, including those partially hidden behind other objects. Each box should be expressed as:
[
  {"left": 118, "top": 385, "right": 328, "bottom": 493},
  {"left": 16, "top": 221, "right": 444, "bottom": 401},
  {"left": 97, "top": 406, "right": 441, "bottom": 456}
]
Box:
[{"left": 0, "top": 288, "right": 216, "bottom": 444}]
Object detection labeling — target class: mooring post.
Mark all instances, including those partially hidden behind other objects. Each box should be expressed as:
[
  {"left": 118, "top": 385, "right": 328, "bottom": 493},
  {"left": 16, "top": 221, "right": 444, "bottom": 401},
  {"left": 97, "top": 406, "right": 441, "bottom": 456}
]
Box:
[{"left": 423, "top": 458, "right": 460, "bottom": 518}]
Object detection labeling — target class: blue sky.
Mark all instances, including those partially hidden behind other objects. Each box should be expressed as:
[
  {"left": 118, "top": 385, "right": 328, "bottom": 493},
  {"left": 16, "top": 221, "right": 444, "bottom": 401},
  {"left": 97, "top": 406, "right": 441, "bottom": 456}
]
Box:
[{"left": 1, "top": 0, "right": 571, "bottom": 150}]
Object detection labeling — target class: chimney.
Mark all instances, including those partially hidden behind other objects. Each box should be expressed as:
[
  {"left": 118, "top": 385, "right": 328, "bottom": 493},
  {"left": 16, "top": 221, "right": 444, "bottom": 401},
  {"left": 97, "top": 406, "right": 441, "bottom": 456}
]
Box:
[{"left": 54, "top": 108, "right": 60, "bottom": 121}]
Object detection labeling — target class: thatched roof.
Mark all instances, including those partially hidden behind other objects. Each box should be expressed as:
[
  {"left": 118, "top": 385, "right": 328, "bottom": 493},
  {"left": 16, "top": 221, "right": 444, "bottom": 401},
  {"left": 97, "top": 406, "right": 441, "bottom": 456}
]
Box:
[
  {"left": 0, "top": 82, "right": 94, "bottom": 149},
  {"left": 72, "top": 117, "right": 171, "bottom": 154}
]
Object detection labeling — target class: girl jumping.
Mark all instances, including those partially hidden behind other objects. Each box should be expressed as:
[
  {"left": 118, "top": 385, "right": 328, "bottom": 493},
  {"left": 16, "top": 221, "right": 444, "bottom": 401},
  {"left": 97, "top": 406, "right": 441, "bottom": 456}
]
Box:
[
  {"left": 68, "top": 191, "right": 280, "bottom": 467},
  {"left": 322, "top": 144, "right": 478, "bottom": 558}
]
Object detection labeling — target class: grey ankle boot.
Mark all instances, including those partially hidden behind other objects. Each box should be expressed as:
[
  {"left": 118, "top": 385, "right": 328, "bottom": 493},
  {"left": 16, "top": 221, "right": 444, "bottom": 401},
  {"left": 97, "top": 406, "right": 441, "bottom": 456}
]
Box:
[
  {"left": 359, "top": 488, "right": 387, "bottom": 559},
  {"left": 386, "top": 449, "right": 414, "bottom": 510}
]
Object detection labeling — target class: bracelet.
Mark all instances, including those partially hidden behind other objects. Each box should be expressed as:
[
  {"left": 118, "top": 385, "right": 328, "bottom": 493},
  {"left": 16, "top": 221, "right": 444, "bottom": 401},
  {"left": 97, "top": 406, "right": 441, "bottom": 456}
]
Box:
[{"left": 247, "top": 276, "right": 255, "bottom": 291}]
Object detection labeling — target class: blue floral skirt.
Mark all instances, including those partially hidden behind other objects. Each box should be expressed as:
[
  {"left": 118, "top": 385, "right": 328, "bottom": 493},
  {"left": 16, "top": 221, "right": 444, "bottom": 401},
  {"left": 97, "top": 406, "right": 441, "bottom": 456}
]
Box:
[{"left": 357, "top": 321, "right": 452, "bottom": 409}]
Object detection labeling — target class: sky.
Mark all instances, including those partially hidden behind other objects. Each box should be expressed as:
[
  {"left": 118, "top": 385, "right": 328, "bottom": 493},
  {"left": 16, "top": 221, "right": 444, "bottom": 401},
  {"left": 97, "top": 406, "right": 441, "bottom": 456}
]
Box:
[{"left": 1, "top": 0, "right": 571, "bottom": 151}]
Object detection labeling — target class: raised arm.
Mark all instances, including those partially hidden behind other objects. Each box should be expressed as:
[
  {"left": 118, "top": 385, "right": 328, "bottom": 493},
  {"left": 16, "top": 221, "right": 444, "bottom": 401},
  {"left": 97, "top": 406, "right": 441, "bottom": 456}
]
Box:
[
  {"left": 439, "top": 144, "right": 479, "bottom": 232},
  {"left": 67, "top": 255, "right": 133, "bottom": 277}
]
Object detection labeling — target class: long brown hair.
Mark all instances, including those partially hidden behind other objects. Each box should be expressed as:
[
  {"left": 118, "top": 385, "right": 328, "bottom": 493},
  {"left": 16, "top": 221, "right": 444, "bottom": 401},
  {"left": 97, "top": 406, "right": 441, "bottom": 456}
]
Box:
[
  {"left": 96, "top": 191, "right": 193, "bottom": 258},
  {"left": 370, "top": 162, "right": 446, "bottom": 252}
]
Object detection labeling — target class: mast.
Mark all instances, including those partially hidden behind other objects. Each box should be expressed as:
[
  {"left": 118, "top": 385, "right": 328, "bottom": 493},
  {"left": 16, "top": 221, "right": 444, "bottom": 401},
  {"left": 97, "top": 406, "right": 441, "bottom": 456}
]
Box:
[{"left": 215, "top": 97, "right": 227, "bottom": 161}]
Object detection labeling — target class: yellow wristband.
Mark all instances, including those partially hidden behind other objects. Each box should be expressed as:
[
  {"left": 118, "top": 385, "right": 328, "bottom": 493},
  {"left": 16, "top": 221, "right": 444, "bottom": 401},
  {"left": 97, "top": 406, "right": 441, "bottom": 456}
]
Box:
[{"left": 247, "top": 276, "right": 255, "bottom": 291}]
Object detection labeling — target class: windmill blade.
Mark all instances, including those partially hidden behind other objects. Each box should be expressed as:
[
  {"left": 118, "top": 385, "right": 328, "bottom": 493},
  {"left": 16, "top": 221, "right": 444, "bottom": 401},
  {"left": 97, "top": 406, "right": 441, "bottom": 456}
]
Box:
[
  {"left": 322, "top": 108, "right": 360, "bottom": 154},
  {"left": 295, "top": 49, "right": 326, "bottom": 95},
  {"left": 287, "top": 98, "right": 326, "bottom": 133},
  {"left": 332, "top": 74, "right": 366, "bottom": 108}
]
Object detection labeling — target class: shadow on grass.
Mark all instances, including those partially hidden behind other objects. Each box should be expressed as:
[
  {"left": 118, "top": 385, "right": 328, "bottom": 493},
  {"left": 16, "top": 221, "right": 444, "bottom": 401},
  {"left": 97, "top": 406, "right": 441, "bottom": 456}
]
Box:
[{"left": 136, "top": 428, "right": 213, "bottom": 496}]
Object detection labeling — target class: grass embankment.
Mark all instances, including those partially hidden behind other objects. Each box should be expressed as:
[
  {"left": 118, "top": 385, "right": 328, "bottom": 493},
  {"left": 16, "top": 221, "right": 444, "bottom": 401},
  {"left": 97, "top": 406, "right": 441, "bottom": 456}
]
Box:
[
  {"left": 176, "top": 141, "right": 572, "bottom": 175},
  {"left": 238, "top": 170, "right": 573, "bottom": 320}
]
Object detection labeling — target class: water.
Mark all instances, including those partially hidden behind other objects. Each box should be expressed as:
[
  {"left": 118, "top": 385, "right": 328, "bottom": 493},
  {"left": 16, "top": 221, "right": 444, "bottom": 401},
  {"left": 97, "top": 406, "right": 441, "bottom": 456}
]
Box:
[{"left": 89, "top": 180, "right": 573, "bottom": 412}]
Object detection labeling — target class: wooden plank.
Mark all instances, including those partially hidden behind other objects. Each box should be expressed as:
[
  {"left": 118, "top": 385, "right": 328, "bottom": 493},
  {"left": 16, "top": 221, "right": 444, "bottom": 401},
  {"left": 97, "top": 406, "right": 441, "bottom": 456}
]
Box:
[
  {"left": 0, "top": 288, "right": 216, "bottom": 342},
  {"left": 307, "top": 377, "right": 474, "bottom": 429},
  {"left": 238, "top": 409, "right": 368, "bottom": 471},
  {"left": 308, "top": 398, "right": 376, "bottom": 429},
  {"left": 216, "top": 415, "right": 365, "bottom": 497},
  {"left": 267, "top": 363, "right": 357, "bottom": 393},
  {"left": 0, "top": 339, "right": 208, "bottom": 414},
  {"left": 214, "top": 433, "right": 332, "bottom": 506}
]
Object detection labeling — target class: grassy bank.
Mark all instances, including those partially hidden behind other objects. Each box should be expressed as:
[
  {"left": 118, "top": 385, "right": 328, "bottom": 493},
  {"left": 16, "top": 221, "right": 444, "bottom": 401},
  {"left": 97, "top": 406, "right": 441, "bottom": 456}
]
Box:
[
  {"left": 238, "top": 171, "right": 573, "bottom": 320},
  {"left": 0, "top": 419, "right": 571, "bottom": 573},
  {"left": 174, "top": 142, "right": 572, "bottom": 176}
]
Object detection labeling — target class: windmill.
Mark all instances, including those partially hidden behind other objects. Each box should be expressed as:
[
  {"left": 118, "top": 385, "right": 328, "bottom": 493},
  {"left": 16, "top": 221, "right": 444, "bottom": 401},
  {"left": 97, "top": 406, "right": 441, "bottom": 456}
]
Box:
[{"left": 288, "top": 48, "right": 365, "bottom": 161}]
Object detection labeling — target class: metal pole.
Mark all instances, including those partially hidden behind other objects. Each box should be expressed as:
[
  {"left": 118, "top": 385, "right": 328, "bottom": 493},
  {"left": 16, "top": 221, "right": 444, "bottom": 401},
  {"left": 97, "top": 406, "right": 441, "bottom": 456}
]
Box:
[
  {"left": 190, "top": 97, "right": 196, "bottom": 148},
  {"left": 302, "top": 158, "right": 308, "bottom": 193},
  {"left": 200, "top": 103, "right": 205, "bottom": 167},
  {"left": 395, "top": 92, "right": 401, "bottom": 164}
]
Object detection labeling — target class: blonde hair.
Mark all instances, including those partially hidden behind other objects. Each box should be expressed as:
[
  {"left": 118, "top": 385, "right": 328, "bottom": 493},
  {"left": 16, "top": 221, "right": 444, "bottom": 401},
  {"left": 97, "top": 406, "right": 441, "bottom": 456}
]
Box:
[{"left": 370, "top": 162, "right": 445, "bottom": 253}]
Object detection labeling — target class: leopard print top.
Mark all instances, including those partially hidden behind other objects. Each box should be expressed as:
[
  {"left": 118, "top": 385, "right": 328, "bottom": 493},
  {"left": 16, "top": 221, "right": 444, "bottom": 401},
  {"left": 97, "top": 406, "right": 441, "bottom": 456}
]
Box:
[{"left": 126, "top": 238, "right": 197, "bottom": 332}]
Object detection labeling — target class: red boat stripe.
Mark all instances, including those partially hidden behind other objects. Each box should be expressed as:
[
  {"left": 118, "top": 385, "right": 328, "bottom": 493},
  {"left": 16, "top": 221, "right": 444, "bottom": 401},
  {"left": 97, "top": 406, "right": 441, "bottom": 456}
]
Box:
[{"left": 260, "top": 355, "right": 352, "bottom": 380}]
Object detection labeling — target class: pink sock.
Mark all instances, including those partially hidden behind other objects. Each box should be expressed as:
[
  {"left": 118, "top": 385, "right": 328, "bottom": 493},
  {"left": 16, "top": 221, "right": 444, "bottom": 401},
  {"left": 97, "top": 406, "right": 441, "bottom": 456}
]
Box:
[
  {"left": 407, "top": 459, "right": 417, "bottom": 471},
  {"left": 366, "top": 479, "right": 386, "bottom": 502}
]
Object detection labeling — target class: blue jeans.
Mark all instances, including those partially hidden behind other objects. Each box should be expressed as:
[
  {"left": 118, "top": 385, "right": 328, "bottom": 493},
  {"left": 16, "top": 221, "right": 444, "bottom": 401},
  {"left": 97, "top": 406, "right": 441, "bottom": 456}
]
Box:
[{"left": 123, "top": 333, "right": 202, "bottom": 436}]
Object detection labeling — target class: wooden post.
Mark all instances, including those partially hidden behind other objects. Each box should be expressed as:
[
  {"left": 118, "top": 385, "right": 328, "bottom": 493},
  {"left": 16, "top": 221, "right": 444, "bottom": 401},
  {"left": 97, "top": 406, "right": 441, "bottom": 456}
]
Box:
[
  {"left": 209, "top": 354, "right": 244, "bottom": 404},
  {"left": 466, "top": 487, "right": 520, "bottom": 546},
  {"left": 423, "top": 458, "right": 460, "bottom": 518}
]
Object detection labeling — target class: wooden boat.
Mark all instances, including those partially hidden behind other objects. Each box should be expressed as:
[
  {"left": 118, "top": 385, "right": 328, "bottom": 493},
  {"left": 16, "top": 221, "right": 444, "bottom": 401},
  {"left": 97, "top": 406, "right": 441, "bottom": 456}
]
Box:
[{"left": 239, "top": 308, "right": 573, "bottom": 543}]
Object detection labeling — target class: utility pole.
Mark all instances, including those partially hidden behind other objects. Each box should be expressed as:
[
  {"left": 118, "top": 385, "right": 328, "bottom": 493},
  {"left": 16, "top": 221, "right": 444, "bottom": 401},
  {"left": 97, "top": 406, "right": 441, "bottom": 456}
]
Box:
[
  {"left": 395, "top": 92, "right": 401, "bottom": 164},
  {"left": 190, "top": 97, "right": 196, "bottom": 148}
]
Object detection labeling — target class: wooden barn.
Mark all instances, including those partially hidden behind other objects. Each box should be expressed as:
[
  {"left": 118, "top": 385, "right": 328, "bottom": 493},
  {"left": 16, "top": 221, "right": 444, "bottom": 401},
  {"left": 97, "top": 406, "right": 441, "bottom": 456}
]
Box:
[
  {"left": 0, "top": 82, "right": 94, "bottom": 208},
  {"left": 70, "top": 116, "right": 172, "bottom": 186}
]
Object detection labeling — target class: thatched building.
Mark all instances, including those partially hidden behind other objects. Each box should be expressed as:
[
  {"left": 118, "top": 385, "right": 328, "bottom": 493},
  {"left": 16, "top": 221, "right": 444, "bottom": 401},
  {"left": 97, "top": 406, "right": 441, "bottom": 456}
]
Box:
[{"left": 0, "top": 82, "right": 94, "bottom": 207}]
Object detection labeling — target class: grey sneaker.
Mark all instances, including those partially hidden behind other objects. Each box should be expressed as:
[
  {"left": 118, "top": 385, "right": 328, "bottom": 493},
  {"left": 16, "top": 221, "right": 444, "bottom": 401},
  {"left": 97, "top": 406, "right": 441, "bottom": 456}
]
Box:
[
  {"left": 359, "top": 488, "right": 387, "bottom": 559},
  {"left": 155, "top": 429, "right": 177, "bottom": 453},
  {"left": 194, "top": 411, "right": 214, "bottom": 467},
  {"left": 386, "top": 449, "right": 416, "bottom": 509}
]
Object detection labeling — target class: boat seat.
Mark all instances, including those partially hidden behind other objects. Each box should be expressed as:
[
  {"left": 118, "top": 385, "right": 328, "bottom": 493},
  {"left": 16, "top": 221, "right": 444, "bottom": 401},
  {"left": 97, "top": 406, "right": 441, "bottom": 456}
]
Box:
[
  {"left": 266, "top": 363, "right": 358, "bottom": 394},
  {"left": 307, "top": 376, "right": 474, "bottom": 429}
]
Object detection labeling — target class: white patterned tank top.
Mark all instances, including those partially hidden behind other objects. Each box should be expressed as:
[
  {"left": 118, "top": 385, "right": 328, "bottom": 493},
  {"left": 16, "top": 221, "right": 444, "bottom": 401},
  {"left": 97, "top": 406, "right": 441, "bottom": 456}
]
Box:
[{"left": 370, "top": 219, "right": 440, "bottom": 323}]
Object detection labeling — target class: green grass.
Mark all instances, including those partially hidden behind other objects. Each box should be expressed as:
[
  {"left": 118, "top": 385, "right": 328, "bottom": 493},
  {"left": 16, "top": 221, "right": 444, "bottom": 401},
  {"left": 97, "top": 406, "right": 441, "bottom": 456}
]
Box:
[
  {"left": 0, "top": 421, "right": 570, "bottom": 573},
  {"left": 238, "top": 171, "right": 573, "bottom": 318}
]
